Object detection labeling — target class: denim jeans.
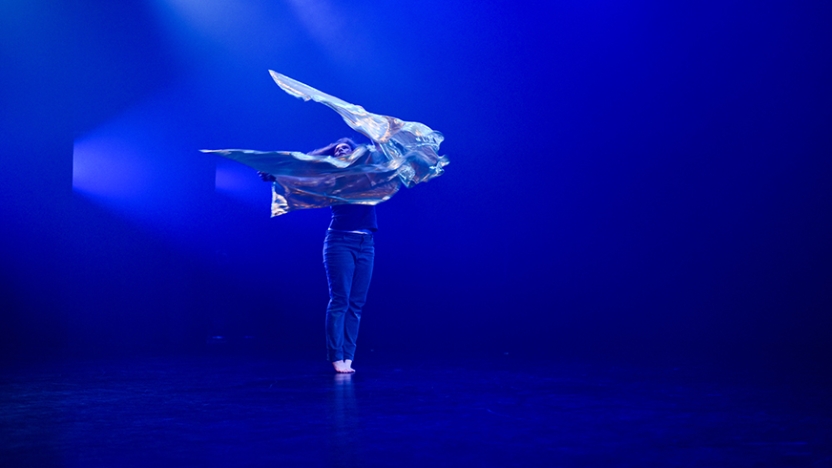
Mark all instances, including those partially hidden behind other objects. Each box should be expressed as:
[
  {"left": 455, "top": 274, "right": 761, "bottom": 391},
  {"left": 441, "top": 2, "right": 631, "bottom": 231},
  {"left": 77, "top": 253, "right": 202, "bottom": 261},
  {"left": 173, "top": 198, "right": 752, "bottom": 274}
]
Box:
[{"left": 323, "top": 230, "right": 375, "bottom": 362}]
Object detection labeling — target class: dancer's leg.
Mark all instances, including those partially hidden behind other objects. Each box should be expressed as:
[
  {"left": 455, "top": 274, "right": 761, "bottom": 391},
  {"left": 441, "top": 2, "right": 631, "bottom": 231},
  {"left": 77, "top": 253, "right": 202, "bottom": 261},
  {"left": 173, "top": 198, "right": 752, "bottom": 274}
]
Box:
[
  {"left": 343, "top": 235, "right": 374, "bottom": 366},
  {"left": 323, "top": 233, "right": 356, "bottom": 363}
]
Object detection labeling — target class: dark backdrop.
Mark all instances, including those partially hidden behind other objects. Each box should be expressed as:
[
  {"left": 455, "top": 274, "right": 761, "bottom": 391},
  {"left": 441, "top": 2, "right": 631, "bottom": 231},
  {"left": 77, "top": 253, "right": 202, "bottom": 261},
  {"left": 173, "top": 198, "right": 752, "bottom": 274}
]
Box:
[{"left": 2, "top": 0, "right": 830, "bottom": 368}]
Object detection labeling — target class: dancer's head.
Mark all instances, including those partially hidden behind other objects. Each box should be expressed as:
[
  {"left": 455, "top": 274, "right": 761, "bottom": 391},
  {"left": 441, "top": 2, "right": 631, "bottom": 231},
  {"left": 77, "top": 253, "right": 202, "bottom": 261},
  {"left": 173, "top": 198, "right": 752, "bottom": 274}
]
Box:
[
  {"left": 333, "top": 140, "right": 354, "bottom": 157},
  {"left": 310, "top": 137, "right": 358, "bottom": 157}
]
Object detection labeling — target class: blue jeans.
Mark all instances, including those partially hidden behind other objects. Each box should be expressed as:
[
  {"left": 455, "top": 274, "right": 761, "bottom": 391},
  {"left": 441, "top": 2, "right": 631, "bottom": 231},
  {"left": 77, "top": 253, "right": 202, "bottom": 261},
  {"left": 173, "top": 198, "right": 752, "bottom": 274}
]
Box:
[{"left": 323, "top": 230, "right": 375, "bottom": 362}]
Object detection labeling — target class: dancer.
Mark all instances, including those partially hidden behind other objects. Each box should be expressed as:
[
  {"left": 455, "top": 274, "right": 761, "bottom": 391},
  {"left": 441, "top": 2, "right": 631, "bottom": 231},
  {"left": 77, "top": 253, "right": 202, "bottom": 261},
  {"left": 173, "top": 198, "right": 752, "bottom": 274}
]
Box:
[
  {"left": 259, "top": 138, "right": 374, "bottom": 373},
  {"left": 204, "top": 72, "right": 447, "bottom": 372}
]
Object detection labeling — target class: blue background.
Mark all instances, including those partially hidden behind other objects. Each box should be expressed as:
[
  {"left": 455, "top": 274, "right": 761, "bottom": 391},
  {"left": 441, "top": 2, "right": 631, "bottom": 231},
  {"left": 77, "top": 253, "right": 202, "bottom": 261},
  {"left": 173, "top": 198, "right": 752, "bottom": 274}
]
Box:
[{"left": 1, "top": 0, "right": 830, "bottom": 367}]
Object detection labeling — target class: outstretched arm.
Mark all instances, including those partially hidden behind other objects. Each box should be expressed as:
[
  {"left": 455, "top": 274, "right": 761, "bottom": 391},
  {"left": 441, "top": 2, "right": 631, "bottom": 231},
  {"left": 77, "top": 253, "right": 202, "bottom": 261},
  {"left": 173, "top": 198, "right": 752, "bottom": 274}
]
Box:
[{"left": 257, "top": 171, "right": 276, "bottom": 182}]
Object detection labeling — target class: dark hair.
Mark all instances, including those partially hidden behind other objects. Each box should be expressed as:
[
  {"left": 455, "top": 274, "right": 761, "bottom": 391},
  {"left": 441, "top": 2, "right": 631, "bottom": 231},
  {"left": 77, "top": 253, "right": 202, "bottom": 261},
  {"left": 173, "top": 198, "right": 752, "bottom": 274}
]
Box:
[{"left": 309, "top": 137, "right": 359, "bottom": 156}]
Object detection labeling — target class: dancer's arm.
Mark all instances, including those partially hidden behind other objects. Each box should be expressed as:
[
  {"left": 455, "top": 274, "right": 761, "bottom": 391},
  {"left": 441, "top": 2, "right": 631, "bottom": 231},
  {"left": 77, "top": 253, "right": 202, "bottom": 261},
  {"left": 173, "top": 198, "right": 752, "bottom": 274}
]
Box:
[{"left": 257, "top": 171, "right": 276, "bottom": 182}]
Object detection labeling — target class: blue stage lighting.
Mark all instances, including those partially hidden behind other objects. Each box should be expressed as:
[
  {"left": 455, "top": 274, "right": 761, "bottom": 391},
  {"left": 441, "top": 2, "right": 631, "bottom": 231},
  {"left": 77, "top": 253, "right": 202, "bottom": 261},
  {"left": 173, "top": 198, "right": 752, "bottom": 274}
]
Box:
[{"left": 73, "top": 133, "right": 152, "bottom": 202}]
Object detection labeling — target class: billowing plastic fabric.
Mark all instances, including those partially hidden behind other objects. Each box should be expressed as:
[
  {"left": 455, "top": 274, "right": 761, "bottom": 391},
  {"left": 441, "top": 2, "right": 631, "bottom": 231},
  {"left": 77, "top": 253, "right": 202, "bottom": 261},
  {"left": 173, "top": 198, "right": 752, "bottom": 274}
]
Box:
[{"left": 202, "top": 71, "right": 448, "bottom": 217}]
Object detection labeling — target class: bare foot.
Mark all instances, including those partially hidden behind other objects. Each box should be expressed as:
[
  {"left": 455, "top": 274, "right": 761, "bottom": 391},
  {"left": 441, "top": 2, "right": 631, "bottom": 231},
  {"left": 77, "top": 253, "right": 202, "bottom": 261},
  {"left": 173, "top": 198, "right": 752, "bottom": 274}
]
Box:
[
  {"left": 344, "top": 359, "right": 355, "bottom": 373},
  {"left": 332, "top": 360, "right": 354, "bottom": 374}
]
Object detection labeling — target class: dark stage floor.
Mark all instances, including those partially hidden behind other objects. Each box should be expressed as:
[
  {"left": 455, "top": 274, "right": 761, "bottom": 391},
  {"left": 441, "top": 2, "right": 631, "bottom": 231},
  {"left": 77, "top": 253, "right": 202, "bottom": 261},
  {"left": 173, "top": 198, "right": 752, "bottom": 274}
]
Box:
[{"left": 1, "top": 353, "right": 830, "bottom": 467}]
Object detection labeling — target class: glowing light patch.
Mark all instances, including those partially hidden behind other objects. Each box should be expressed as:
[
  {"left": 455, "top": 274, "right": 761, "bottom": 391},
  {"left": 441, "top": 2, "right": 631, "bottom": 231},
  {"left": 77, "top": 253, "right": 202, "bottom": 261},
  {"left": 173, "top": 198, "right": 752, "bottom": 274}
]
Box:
[
  {"left": 215, "top": 159, "right": 254, "bottom": 193},
  {"left": 214, "top": 158, "right": 269, "bottom": 209},
  {"left": 149, "top": 0, "right": 292, "bottom": 62},
  {"left": 73, "top": 134, "right": 152, "bottom": 200},
  {"left": 70, "top": 86, "right": 209, "bottom": 224}
]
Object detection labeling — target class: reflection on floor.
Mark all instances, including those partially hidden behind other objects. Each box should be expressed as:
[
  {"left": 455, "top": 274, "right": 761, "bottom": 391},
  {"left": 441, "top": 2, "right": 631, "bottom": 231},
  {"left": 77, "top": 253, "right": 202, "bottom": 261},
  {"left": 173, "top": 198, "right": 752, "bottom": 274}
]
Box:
[{"left": 1, "top": 354, "right": 830, "bottom": 467}]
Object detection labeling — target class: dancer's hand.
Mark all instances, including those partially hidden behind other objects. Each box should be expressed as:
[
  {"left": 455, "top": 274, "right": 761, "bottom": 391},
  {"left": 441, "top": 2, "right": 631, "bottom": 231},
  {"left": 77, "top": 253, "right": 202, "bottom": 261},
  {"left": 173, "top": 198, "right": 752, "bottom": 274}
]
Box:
[{"left": 257, "top": 171, "right": 276, "bottom": 182}]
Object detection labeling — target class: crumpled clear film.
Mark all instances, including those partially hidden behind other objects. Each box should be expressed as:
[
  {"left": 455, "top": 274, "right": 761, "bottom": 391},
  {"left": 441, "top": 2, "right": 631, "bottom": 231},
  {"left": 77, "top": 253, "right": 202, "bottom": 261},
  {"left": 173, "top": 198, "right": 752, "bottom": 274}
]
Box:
[{"left": 202, "top": 71, "right": 448, "bottom": 216}]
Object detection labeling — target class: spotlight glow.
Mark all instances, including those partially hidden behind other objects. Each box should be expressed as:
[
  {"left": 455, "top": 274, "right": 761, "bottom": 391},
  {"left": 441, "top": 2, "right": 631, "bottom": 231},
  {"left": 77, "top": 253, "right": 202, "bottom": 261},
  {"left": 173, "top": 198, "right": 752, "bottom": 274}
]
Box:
[{"left": 73, "top": 134, "right": 152, "bottom": 200}]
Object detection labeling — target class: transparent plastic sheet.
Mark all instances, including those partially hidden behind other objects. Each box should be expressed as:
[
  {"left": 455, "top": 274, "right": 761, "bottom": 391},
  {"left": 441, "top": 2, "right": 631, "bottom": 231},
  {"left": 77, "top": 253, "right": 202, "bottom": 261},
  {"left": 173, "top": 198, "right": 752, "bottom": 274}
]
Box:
[{"left": 202, "top": 71, "right": 448, "bottom": 216}]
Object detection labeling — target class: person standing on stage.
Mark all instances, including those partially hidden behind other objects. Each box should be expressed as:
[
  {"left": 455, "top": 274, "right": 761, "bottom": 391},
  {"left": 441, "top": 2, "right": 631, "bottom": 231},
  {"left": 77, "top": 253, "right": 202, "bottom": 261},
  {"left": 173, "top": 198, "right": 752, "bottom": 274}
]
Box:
[
  {"left": 206, "top": 71, "right": 447, "bottom": 374},
  {"left": 260, "top": 138, "right": 374, "bottom": 374}
]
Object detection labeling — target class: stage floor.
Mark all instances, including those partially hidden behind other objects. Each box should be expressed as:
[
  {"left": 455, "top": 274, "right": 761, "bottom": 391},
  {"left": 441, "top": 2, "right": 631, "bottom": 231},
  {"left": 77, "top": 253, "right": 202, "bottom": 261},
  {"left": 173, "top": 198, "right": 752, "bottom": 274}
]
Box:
[{"left": 2, "top": 353, "right": 830, "bottom": 467}]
